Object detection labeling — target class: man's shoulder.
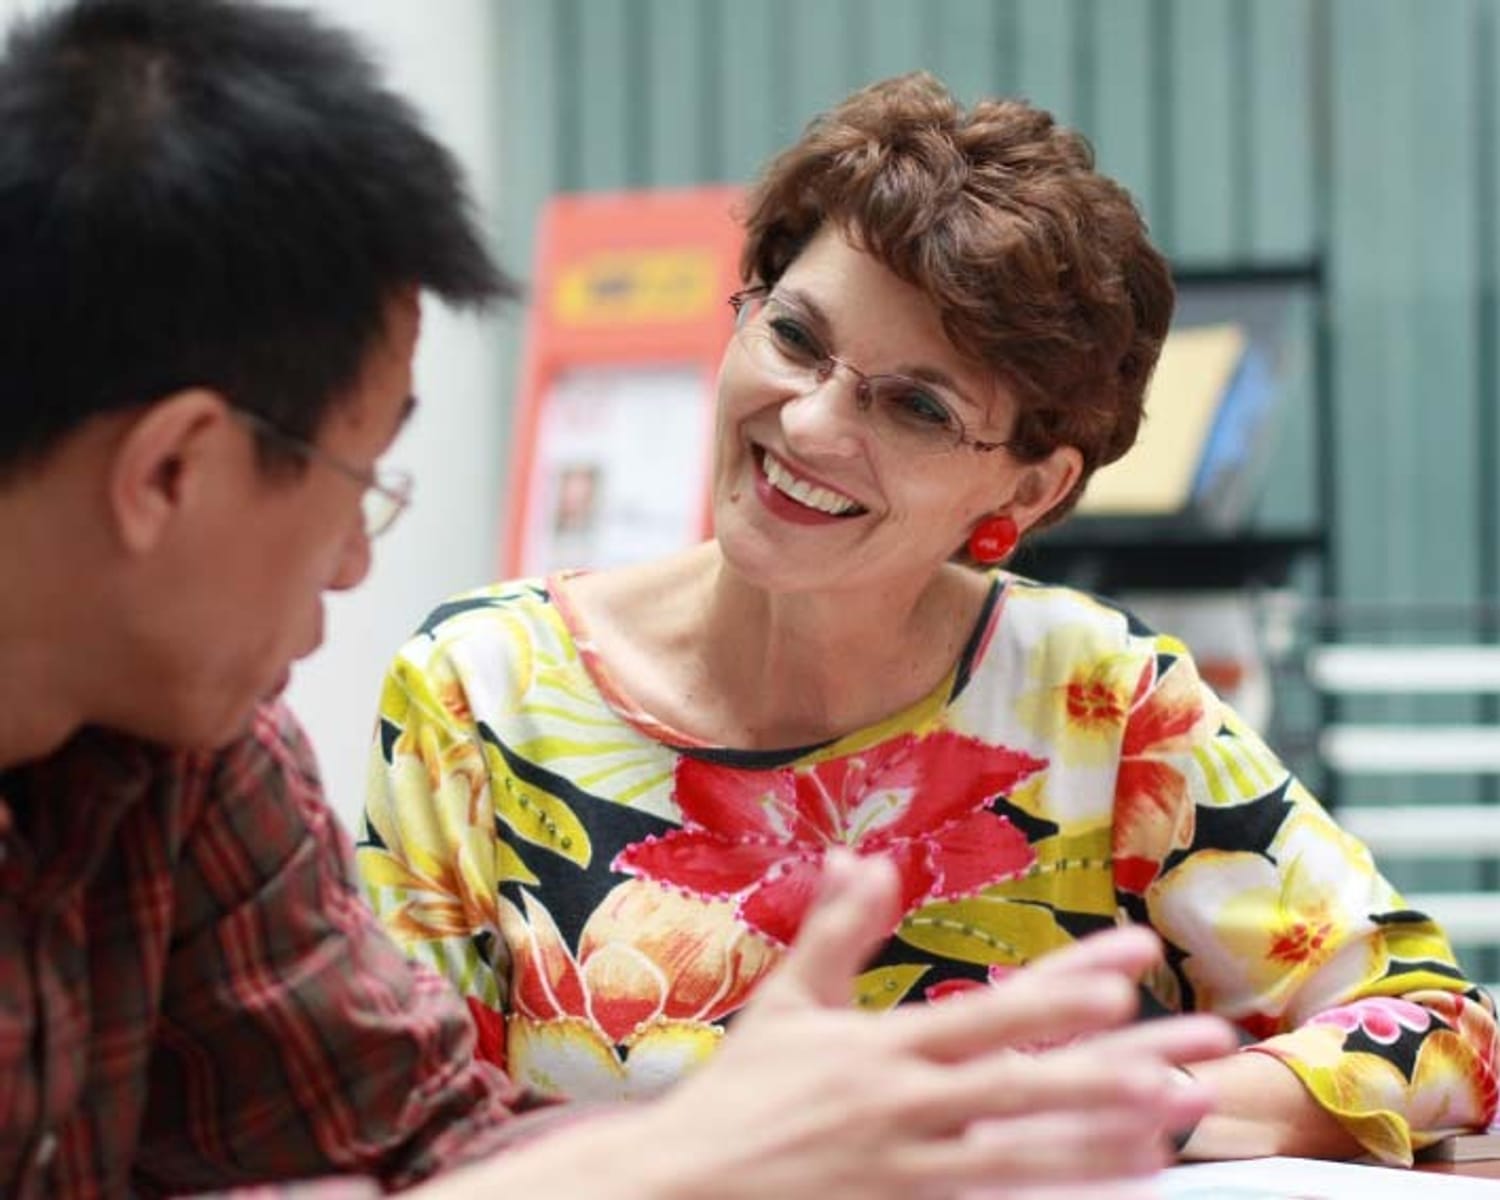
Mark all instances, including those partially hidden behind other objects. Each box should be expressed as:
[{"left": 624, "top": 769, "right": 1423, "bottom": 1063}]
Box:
[
  {"left": 46, "top": 703, "right": 316, "bottom": 795},
  {"left": 113, "top": 701, "right": 325, "bottom": 840},
  {"left": 10, "top": 713, "right": 319, "bottom": 882}
]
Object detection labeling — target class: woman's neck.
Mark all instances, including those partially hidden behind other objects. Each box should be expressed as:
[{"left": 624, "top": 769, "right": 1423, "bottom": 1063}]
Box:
[{"left": 566, "top": 544, "right": 993, "bottom": 751}]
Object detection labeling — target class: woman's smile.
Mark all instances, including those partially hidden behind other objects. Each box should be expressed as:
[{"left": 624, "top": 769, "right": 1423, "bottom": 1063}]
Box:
[{"left": 753, "top": 446, "right": 867, "bottom": 523}]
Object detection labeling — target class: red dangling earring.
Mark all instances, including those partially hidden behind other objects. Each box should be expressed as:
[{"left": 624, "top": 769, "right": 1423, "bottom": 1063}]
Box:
[{"left": 967, "top": 514, "right": 1018, "bottom": 564}]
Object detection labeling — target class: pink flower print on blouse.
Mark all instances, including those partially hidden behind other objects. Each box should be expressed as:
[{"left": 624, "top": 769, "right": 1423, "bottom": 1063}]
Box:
[
  {"left": 1310, "top": 997, "right": 1434, "bottom": 1046},
  {"left": 614, "top": 731, "right": 1044, "bottom": 946}
]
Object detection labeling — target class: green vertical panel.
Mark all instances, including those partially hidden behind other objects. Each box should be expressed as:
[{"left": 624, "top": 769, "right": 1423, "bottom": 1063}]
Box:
[
  {"left": 1486, "top": 0, "right": 1500, "bottom": 598},
  {"left": 644, "top": 0, "right": 709, "bottom": 186},
  {"left": 1479, "top": 0, "right": 1500, "bottom": 948},
  {"left": 1168, "top": 0, "right": 1238, "bottom": 264},
  {"left": 1015, "top": 0, "right": 1078, "bottom": 126},
  {"left": 497, "top": 0, "right": 562, "bottom": 270},
  {"left": 1247, "top": 0, "right": 1316, "bottom": 260},
  {"left": 1244, "top": 0, "right": 1317, "bottom": 531},
  {"left": 1329, "top": 0, "right": 1408, "bottom": 605},
  {"left": 1405, "top": 2, "right": 1479, "bottom": 606},
  {"left": 785, "top": 0, "right": 860, "bottom": 135},
  {"left": 1327, "top": 0, "right": 1411, "bottom": 816},
  {"left": 573, "top": 0, "right": 633, "bottom": 190},
  {"left": 856, "top": 0, "right": 933, "bottom": 86},
  {"left": 1328, "top": 0, "right": 1478, "bottom": 607},
  {"left": 1330, "top": 0, "right": 1482, "bottom": 820},
  {"left": 1089, "top": 0, "right": 1159, "bottom": 236},
  {"left": 716, "top": 0, "right": 782, "bottom": 184},
  {"left": 931, "top": 0, "right": 1005, "bottom": 104}
]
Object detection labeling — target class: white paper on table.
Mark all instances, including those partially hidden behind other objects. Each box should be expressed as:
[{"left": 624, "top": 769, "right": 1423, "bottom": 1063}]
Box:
[{"left": 1160, "top": 1155, "right": 1500, "bottom": 1198}]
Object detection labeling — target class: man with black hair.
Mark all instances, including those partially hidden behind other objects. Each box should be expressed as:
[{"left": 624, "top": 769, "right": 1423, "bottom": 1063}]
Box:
[{"left": 0, "top": 1, "right": 1229, "bottom": 1196}]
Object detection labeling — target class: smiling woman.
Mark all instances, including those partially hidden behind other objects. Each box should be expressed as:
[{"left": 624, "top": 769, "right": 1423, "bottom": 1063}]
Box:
[{"left": 357, "top": 73, "right": 1498, "bottom": 1170}]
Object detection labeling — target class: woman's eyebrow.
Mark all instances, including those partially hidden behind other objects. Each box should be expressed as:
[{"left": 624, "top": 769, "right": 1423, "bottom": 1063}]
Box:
[{"left": 768, "top": 286, "right": 832, "bottom": 334}]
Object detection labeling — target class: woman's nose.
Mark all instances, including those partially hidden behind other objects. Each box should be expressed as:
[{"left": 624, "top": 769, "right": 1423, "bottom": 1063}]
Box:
[{"left": 778, "top": 369, "right": 867, "bottom": 458}]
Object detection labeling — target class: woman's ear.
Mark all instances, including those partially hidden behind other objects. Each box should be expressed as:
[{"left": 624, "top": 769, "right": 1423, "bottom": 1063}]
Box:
[
  {"left": 1009, "top": 444, "right": 1084, "bottom": 533},
  {"left": 106, "top": 389, "right": 233, "bottom": 554}
]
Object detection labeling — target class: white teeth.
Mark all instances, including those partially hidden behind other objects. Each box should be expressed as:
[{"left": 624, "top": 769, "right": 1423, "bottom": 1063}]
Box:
[{"left": 762, "top": 452, "right": 861, "bottom": 516}]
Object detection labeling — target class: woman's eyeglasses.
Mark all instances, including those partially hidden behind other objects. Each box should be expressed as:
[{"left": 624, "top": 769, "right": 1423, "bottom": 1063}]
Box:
[{"left": 728, "top": 288, "right": 1012, "bottom": 457}]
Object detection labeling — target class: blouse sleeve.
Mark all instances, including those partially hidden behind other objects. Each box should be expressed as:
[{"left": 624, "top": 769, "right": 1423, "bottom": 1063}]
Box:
[
  {"left": 1111, "top": 632, "right": 1499, "bottom": 1164},
  {"left": 356, "top": 637, "right": 513, "bottom": 1069}
]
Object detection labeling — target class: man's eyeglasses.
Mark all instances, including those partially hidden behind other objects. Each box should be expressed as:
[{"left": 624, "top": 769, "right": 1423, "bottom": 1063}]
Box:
[
  {"left": 728, "top": 288, "right": 1013, "bottom": 457},
  {"left": 234, "top": 407, "right": 413, "bottom": 538}
]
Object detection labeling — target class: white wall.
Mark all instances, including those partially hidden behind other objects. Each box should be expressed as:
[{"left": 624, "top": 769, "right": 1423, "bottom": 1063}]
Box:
[{"left": 285, "top": 0, "right": 510, "bottom": 833}]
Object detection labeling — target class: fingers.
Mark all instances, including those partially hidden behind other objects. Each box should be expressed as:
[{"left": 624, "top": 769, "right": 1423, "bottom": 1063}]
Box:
[
  {"left": 889, "top": 968, "right": 1139, "bottom": 1061},
  {"left": 1025, "top": 924, "right": 1163, "bottom": 980},
  {"left": 888, "top": 925, "right": 1232, "bottom": 1067},
  {"left": 1069, "top": 1012, "right": 1237, "bottom": 1070},
  {"left": 957, "top": 1015, "right": 1230, "bottom": 1131},
  {"left": 905, "top": 1018, "right": 1222, "bottom": 1136},
  {"left": 896, "top": 1102, "right": 1178, "bottom": 1194},
  {"left": 753, "top": 849, "right": 901, "bottom": 1011}
]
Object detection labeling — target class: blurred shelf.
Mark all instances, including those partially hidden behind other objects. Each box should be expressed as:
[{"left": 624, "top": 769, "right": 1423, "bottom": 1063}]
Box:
[{"left": 1012, "top": 518, "right": 1325, "bottom": 593}]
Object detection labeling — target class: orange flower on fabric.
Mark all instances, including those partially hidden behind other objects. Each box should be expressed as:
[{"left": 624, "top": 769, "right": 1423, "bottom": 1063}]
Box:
[
  {"left": 500, "top": 881, "right": 777, "bottom": 1098},
  {"left": 1112, "top": 658, "right": 1211, "bottom": 895},
  {"left": 614, "top": 731, "right": 1044, "bottom": 946}
]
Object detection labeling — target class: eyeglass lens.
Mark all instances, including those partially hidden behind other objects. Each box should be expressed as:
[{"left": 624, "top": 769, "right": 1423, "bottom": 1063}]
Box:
[{"left": 361, "top": 485, "right": 405, "bottom": 538}]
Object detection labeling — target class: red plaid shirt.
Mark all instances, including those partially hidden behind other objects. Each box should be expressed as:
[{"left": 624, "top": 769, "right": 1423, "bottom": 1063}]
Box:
[{"left": 0, "top": 702, "right": 555, "bottom": 1198}]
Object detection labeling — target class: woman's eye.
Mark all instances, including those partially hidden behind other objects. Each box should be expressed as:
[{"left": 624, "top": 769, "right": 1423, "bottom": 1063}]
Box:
[
  {"left": 767, "top": 317, "right": 823, "bottom": 362},
  {"left": 894, "top": 388, "right": 957, "bottom": 428}
]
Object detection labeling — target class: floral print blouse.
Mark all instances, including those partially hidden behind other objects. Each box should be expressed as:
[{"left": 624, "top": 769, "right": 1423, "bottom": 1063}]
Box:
[{"left": 356, "top": 571, "right": 1499, "bottom": 1164}]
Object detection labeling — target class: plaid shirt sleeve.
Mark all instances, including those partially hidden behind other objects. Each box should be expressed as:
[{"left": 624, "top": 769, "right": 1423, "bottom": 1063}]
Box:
[{"left": 133, "top": 702, "right": 561, "bottom": 1196}]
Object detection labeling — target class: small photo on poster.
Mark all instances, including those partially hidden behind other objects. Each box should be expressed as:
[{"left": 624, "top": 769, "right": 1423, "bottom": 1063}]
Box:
[
  {"left": 518, "top": 363, "right": 713, "bottom": 575},
  {"left": 551, "top": 462, "right": 601, "bottom": 537}
]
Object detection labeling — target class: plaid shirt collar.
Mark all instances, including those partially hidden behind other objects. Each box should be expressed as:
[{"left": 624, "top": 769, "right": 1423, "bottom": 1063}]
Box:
[{"left": 0, "top": 728, "right": 156, "bottom": 909}]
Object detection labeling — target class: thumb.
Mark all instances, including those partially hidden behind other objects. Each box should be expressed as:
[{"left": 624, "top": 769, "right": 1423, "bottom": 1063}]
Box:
[{"left": 755, "top": 849, "right": 901, "bottom": 1011}]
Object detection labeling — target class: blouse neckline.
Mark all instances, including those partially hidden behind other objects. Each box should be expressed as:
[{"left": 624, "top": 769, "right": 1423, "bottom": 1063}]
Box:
[{"left": 545, "top": 568, "right": 1010, "bottom": 768}]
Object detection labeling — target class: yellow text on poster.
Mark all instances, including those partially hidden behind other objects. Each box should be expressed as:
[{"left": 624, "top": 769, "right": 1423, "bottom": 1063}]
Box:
[{"left": 554, "top": 249, "right": 719, "bottom": 325}]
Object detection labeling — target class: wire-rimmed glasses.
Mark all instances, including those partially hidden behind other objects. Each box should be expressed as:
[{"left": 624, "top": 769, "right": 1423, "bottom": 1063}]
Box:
[
  {"left": 234, "top": 407, "right": 413, "bottom": 538},
  {"left": 728, "top": 287, "right": 1012, "bottom": 456}
]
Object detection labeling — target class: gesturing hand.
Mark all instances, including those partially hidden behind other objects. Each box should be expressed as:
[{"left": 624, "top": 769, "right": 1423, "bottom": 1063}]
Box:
[
  {"left": 621, "top": 850, "right": 1232, "bottom": 1200},
  {"left": 430, "top": 851, "right": 1229, "bottom": 1200}
]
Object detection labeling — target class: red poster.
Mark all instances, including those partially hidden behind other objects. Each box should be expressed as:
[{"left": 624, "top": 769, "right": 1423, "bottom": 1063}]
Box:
[{"left": 503, "top": 186, "right": 745, "bottom": 576}]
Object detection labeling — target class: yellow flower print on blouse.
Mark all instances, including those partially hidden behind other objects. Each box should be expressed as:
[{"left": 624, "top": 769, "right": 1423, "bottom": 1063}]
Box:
[
  {"left": 1254, "top": 992, "right": 1500, "bottom": 1163},
  {"left": 1013, "top": 623, "right": 1142, "bottom": 767},
  {"left": 1145, "top": 806, "right": 1385, "bottom": 1024},
  {"left": 359, "top": 721, "right": 501, "bottom": 945}
]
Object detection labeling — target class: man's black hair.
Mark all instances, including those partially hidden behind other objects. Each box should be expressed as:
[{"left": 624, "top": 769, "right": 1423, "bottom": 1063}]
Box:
[{"left": 0, "top": 0, "right": 516, "bottom": 475}]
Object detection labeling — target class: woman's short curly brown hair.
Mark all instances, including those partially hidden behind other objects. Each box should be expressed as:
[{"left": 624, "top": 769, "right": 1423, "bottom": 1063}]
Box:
[{"left": 739, "top": 72, "right": 1173, "bottom": 523}]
